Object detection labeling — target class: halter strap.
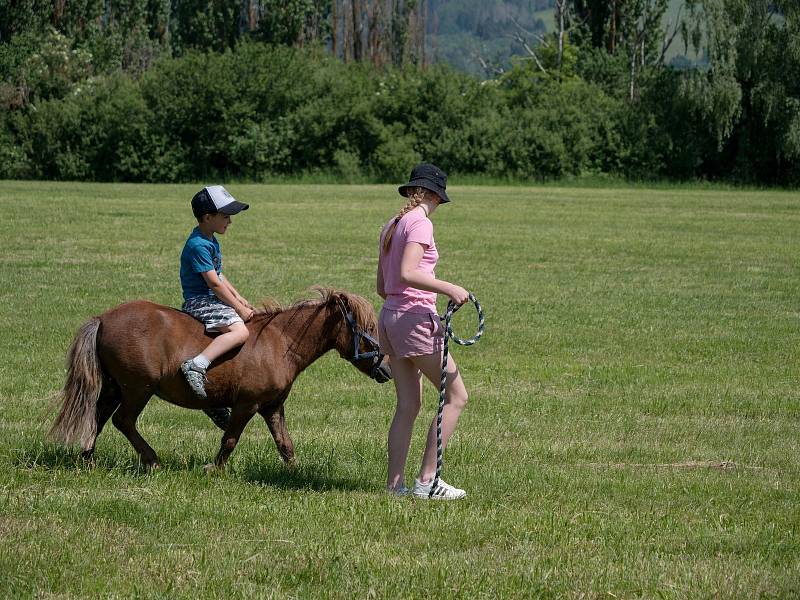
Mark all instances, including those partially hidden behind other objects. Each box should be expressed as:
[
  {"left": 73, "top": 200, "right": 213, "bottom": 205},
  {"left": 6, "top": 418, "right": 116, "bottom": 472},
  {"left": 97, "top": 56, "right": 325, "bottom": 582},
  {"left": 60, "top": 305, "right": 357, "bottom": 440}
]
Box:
[{"left": 344, "top": 312, "right": 382, "bottom": 362}]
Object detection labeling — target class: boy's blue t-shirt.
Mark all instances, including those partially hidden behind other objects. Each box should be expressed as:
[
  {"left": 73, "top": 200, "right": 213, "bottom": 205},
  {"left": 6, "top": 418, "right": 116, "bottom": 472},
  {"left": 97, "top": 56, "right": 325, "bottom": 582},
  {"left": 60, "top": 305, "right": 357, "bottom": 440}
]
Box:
[{"left": 180, "top": 227, "right": 222, "bottom": 300}]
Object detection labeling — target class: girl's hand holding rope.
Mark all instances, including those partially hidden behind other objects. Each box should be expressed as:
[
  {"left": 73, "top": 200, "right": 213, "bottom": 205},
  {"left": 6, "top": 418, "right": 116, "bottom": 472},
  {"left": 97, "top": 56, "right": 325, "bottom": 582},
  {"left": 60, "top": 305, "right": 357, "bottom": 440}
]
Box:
[{"left": 447, "top": 283, "right": 470, "bottom": 306}]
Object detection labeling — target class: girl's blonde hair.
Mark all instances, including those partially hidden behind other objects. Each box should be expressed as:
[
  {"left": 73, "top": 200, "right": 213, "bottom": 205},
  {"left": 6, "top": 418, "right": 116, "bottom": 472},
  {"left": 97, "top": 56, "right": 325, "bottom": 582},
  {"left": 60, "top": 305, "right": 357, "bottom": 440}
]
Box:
[{"left": 381, "top": 187, "right": 429, "bottom": 254}]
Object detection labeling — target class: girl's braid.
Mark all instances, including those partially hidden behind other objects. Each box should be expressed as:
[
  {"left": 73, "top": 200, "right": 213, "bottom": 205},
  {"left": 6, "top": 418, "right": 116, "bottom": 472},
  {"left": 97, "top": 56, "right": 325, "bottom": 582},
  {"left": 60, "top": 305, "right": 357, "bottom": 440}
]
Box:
[{"left": 381, "top": 188, "right": 425, "bottom": 254}]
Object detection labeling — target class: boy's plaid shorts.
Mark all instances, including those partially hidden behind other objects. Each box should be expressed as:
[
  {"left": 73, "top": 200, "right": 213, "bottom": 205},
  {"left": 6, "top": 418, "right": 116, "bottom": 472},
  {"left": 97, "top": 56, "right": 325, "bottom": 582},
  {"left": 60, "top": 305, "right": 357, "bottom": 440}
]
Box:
[{"left": 181, "top": 295, "right": 243, "bottom": 332}]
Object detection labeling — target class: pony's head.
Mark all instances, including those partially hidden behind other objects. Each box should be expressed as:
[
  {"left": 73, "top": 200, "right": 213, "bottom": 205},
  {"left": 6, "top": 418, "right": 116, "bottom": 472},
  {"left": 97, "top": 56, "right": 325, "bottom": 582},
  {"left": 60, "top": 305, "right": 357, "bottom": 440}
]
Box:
[{"left": 312, "top": 286, "right": 392, "bottom": 383}]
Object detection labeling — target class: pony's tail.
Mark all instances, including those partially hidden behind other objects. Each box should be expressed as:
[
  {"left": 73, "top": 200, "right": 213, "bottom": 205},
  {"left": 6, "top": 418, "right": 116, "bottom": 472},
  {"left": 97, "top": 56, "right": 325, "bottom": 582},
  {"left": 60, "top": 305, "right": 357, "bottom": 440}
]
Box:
[{"left": 48, "top": 318, "right": 103, "bottom": 451}]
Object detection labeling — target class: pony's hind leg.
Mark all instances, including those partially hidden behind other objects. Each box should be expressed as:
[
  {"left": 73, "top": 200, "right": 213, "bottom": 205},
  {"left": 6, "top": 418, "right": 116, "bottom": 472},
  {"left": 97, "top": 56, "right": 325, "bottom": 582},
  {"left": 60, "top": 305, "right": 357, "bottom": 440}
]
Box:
[
  {"left": 261, "top": 404, "right": 296, "bottom": 469},
  {"left": 111, "top": 388, "right": 160, "bottom": 469},
  {"left": 81, "top": 378, "right": 121, "bottom": 461}
]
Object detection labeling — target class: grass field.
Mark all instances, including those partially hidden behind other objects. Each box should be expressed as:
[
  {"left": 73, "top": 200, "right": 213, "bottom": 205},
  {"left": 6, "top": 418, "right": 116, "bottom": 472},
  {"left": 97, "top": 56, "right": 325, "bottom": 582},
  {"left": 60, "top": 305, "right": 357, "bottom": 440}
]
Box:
[{"left": 2, "top": 181, "right": 799, "bottom": 598}]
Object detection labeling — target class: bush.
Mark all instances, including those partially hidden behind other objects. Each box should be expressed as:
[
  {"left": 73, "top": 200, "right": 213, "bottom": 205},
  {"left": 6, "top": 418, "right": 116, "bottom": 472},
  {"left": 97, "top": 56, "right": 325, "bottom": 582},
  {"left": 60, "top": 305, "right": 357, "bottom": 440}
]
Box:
[
  {"left": 370, "top": 124, "right": 421, "bottom": 180},
  {"left": 13, "top": 73, "right": 181, "bottom": 181},
  {"left": 0, "top": 118, "right": 31, "bottom": 179},
  {"left": 4, "top": 37, "right": 791, "bottom": 185},
  {"left": 494, "top": 71, "right": 626, "bottom": 179}
]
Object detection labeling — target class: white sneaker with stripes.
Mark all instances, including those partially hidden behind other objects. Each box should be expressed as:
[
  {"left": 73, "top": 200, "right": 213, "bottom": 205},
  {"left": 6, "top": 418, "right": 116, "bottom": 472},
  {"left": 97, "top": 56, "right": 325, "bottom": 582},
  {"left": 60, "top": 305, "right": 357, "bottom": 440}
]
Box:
[{"left": 412, "top": 478, "right": 467, "bottom": 500}]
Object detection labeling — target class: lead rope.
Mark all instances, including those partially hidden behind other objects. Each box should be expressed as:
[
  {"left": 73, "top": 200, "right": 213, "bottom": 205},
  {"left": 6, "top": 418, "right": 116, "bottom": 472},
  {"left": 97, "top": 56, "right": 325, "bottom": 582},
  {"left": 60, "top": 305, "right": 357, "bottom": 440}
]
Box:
[{"left": 430, "top": 293, "right": 484, "bottom": 498}]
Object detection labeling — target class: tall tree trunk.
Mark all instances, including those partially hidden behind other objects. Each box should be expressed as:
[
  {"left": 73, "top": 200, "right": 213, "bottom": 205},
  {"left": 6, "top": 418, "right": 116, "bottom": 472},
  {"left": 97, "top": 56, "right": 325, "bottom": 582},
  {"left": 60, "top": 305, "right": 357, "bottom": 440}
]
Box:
[
  {"left": 555, "top": 0, "right": 566, "bottom": 74},
  {"left": 390, "top": 0, "right": 416, "bottom": 68},
  {"left": 430, "top": 3, "right": 438, "bottom": 63},
  {"left": 629, "top": 46, "right": 636, "bottom": 99},
  {"left": 332, "top": 0, "right": 338, "bottom": 58},
  {"left": 417, "top": 0, "right": 428, "bottom": 69},
  {"left": 368, "top": 0, "right": 385, "bottom": 68},
  {"left": 344, "top": 0, "right": 352, "bottom": 62},
  {"left": 610, "top": 0, "right": 617, "bottom": 53},
  {"left": 390, "top": 0, "right": 401, "bottom": 67},
  {"left": 352, "top": 0, "right": 363, "bottom": 60}
]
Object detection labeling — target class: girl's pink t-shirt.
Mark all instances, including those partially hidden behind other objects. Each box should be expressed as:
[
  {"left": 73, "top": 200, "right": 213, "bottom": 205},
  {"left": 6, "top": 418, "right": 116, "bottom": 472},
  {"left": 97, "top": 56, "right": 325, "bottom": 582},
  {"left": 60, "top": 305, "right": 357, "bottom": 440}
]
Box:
[{"left": 379, "top": 209, "right": 439, "bottom": 314}]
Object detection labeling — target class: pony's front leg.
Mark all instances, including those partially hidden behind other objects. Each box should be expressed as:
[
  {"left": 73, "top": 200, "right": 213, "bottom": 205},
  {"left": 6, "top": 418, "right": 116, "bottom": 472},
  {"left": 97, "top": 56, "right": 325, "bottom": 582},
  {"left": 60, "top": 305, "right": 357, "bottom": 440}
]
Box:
[
  {"left": 208, "top": 402, "right": 259, "bottom": 471},
  {"left": 261, "top": 404, "right": 296, "bottom": 469}
]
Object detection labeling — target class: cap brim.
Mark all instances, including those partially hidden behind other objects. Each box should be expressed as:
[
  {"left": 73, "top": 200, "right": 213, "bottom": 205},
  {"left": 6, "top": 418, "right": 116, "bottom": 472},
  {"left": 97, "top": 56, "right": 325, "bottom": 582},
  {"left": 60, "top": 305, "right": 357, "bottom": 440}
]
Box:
[
  {"left": 398, "top": 182, "right": 450, "bottom": 203},
  {"left": 217, "top": 201, "right": 249, "bottom": 215}
]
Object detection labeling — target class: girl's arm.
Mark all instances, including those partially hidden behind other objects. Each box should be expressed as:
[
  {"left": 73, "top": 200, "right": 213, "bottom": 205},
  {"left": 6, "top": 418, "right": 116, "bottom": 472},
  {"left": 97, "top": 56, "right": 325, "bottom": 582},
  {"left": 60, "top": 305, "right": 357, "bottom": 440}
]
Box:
[
  {"left": 377, "top": 259, "right": 387, "bottom": 299},
  {"left": 399, "top": 242, "right": 469, "bottom": 305}
]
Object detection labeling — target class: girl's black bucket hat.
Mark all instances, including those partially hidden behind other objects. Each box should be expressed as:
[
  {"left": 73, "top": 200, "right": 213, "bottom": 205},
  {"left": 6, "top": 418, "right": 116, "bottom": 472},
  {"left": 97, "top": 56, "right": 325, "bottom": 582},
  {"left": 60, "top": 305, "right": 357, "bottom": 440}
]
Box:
[{"left": 398, "top": 163, "right": 451, "bottom": 203}]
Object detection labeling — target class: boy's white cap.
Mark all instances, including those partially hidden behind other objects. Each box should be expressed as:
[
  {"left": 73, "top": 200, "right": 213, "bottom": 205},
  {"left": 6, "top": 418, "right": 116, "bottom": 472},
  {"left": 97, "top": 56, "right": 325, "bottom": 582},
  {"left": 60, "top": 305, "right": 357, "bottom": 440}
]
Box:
[{"left": 192, "top": 185, "right": 249, "bottom": 216}]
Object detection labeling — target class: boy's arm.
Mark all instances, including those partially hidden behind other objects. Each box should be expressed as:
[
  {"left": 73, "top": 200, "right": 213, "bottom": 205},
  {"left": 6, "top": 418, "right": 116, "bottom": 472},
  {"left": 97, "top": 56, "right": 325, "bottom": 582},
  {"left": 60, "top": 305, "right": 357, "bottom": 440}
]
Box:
[
  {"left": 201, "top": 270, "right": 254, "bottom": 320},
  {"left": 220, "top": 274, "right": 254, "bottom": 309}
]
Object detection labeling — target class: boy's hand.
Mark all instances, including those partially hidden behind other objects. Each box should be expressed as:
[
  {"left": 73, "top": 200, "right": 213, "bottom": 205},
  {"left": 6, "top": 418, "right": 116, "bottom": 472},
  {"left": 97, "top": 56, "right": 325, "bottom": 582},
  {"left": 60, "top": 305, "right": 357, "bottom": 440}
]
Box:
[
  {"left": 238, "top": 305, "right": 255, "bottom": 322},
  {"left": 235, "top": 294, "right": 255, "bottom": 310}
]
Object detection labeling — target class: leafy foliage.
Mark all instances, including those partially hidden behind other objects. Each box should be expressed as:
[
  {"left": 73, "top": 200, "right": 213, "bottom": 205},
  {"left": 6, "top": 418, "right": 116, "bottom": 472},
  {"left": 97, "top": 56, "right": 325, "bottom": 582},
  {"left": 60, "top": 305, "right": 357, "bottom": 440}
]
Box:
[{"left": 0, "top": 1, "right": 796, "bottom": 184}]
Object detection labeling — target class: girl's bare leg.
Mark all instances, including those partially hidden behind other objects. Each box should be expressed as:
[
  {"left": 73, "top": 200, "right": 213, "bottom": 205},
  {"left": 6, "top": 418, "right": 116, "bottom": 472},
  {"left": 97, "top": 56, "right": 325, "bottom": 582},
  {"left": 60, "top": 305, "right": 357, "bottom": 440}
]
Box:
[
  {"left": 386, "top": 356, "right": 422, "bottom": 490},
  {"left": 410, "top": 352, "right": 468, "bottom": 483}
]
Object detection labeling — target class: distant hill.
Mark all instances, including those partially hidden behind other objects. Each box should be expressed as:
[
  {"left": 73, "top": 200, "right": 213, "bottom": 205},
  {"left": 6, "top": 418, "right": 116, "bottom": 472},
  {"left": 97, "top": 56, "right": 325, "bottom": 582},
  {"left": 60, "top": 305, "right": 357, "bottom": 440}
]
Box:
[{"left": 427, "top": 0, "right": 697, "bottom": 77}]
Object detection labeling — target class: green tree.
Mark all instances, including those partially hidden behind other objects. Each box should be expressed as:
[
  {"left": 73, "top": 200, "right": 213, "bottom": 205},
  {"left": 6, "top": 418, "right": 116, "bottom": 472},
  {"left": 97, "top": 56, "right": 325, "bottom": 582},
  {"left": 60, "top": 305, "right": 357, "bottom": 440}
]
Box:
[
  {"left": 682, "top": 0, "right": 800, "bottom": 183},
  {"left": 247, "top": 0, "right": 330, "bottom": 47},
  {"left": 572, "top": 0, "right": 674, "bottom": 99},
  {"left": 169, "top": 0, "right": 241, "bottom": 53}
]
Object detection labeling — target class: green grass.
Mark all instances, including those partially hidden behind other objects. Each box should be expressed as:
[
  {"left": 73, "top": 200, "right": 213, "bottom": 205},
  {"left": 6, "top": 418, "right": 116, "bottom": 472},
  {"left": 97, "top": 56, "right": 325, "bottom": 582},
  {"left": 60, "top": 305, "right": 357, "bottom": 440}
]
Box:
[{"left": 2, "top": 181, "right": 799, "bottom": 598}]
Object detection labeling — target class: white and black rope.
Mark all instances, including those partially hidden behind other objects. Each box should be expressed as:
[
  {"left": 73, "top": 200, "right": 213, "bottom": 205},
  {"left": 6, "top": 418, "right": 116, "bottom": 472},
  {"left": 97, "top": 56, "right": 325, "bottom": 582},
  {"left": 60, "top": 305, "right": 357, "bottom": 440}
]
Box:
[{"left": 430, "top": 293, "right": 484, "bottom": 498}]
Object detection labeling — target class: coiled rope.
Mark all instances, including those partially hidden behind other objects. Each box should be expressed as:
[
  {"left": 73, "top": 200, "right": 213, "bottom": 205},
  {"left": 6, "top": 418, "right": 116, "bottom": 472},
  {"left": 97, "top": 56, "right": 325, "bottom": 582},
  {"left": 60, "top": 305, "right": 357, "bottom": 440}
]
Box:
[{"left": 430, "top": 293, "right": 484, "bottom": 498}]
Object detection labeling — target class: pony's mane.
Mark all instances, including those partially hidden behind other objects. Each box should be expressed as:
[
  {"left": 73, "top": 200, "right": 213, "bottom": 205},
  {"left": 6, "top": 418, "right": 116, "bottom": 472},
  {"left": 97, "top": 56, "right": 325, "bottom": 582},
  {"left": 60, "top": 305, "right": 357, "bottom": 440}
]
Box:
[
  {"left": 253, "top": 286, "right": 377, "bottom": 330},
  {"left": 253, "top": 296, "right": 283, "bottom": 315}
]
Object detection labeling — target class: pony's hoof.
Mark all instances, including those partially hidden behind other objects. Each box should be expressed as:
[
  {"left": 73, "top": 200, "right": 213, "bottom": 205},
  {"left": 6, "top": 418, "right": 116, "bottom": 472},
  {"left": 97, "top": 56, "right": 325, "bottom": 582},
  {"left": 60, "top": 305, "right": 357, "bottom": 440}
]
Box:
[
  {"left": 204, "top": 463, "right": 223, "bottom": 475},
  {"left": 146, "top": 462, "right": 161, "bottom": 471},
  {"left": 285, "top": 457, "right": 299, "bottom": 472}
]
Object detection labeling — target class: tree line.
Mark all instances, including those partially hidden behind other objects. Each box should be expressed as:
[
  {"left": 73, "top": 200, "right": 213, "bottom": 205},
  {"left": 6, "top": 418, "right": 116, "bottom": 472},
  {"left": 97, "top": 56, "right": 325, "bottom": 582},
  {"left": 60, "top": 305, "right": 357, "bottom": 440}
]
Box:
[{"left": 0, "top": 0, "right": 797, "bottom": 185}]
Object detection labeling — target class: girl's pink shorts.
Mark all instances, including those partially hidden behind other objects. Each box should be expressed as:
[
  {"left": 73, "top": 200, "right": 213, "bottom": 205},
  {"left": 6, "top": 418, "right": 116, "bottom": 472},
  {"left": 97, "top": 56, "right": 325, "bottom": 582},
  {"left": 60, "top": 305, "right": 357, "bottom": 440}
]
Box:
[{"left": 378, "top": 308, "right": 444, "bottom": 358}]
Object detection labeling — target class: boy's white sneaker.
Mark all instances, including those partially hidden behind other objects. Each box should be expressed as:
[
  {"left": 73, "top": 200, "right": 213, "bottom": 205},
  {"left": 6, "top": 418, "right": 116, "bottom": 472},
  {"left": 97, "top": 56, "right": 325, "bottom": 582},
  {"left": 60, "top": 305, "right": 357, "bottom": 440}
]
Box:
[{"left": 412, "top": 478, "right": 467, "bottom": 500}]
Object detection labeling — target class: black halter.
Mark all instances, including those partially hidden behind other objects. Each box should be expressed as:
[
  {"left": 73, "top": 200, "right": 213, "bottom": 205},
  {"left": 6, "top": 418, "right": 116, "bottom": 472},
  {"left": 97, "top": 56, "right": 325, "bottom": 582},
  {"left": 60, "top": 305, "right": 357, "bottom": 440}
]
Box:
[{"left": 344, "top": 312, "right": 391, "bottom": 383}]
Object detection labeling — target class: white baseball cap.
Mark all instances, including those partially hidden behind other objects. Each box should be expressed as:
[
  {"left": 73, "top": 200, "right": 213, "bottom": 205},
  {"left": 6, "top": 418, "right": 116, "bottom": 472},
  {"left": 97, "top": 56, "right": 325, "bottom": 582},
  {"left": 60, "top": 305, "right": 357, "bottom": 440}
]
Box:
[{"left": 192, "top": 185, "right": 249, "bottom": 216}]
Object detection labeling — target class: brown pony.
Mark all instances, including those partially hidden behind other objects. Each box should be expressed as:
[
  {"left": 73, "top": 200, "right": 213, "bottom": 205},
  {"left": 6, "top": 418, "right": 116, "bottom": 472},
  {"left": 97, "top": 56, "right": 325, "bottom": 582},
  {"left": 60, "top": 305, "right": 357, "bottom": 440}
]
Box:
[{"left": 48, "top": 287, "right": 391, "bottom": 470}]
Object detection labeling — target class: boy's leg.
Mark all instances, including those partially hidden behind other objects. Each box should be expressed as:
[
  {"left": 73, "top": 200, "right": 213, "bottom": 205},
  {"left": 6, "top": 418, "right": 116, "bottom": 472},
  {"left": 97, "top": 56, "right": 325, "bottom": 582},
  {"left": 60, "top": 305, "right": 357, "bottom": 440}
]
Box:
[
  {"left": 182, "top": 322, "right": 249, "bottom": 404},
  {"left": 198, "top": 321, "right": 250, "bottom": 363}
]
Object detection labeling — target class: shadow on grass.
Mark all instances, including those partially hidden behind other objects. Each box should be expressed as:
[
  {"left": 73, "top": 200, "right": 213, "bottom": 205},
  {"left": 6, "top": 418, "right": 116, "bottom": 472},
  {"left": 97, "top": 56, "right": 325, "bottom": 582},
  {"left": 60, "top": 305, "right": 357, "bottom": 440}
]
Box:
[
  {"left": 11, "top": 441, "right": 83, "bottom": 470},
  {"left": 157, "top": 449, "right": 374, "bottom": 492},
  {"left": 235, "top": 459, "right": 373, "bottom": 493},
  {"left": 10, "top": 440, "right": 160, "bottom": 475},
  {"left": 10, "top": 441, "right": 375, "bottom": 492}
]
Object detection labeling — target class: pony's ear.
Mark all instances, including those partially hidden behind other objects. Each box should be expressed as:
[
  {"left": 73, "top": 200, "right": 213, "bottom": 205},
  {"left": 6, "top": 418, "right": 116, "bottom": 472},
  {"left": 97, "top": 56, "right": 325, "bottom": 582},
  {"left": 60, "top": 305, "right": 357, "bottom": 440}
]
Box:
[
  {"left": 338, "top": 291, "right": 377, "bottom": 331},
  {"left": 335, "top": 292, "right": 350, "bottom": 318}
]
